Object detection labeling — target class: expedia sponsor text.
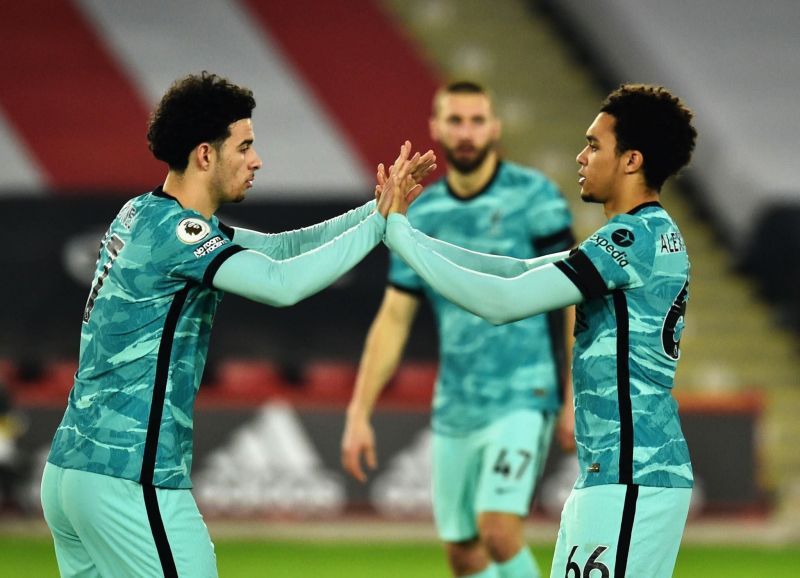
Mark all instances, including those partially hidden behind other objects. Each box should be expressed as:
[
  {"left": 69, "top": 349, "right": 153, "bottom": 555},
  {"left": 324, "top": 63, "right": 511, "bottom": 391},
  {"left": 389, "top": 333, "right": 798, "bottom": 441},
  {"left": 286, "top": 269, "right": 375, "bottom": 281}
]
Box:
[{"left": 588, "top": 234, "right": 629, "bottom": 267}]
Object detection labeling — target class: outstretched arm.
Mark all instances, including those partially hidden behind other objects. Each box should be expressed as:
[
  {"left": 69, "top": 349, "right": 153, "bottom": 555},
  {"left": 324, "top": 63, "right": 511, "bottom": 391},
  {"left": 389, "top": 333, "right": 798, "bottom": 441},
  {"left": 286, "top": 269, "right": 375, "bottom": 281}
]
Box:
[
  {"left": 212, "top": 211, "right": 386, "bottom": 307},
  {"left": 212, "top": 141, "right": 434, "bottom": 307},
  {"left": 401, "top": 226, "right": 570, "bottom": 278},
  {"left": 384, "top": 214, "right": 584, "bottom": 324},
  {"left": 230, "top": 200, "right": 378, "bottom": 259}
]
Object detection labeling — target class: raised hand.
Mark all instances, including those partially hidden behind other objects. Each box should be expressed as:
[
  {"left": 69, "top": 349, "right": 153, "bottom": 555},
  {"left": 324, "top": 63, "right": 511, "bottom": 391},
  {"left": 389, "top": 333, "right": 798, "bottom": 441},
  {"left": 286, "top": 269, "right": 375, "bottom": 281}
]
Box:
[{"left": 375, "top": 141, "right": 436, "bottom": 217}]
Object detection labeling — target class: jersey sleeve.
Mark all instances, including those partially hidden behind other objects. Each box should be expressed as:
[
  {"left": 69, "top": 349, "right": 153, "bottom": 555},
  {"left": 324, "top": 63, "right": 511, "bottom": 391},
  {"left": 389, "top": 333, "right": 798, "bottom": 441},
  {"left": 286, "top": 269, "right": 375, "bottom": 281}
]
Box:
[
  {"left": 554, "top": 219, "right": 654, "bottom": 299},
  {"left": 526, "top": 177, "right": 575, "bottom": 254},
  {"left": 227, "top": 199, "right": 377, "bottom": 259},
  {"left": 384, "top": 213, "right": 583, "bottom": 325},
  {"left": 388, "top": 250, "right": 424, "bottom": 295},
  {"left": 150, "top": 212, "right": 244, "bottom": 286},
  {"left": 212, "top": 211, "right": 386, "bottom": 307},
  {"left": 387, "top": 201, "right": 427, "bottom": 294}
]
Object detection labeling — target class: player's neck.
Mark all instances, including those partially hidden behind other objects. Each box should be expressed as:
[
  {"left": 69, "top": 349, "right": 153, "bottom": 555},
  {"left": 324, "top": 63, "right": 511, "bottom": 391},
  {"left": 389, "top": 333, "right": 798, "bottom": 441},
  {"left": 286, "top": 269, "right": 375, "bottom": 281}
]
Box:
[
  {"left": 162, "top": 172, "right": 219, "bottom": 219},
  {"left": 603, "top": 187, "right": 660, "bottom": 219},
  {"left": 446, "top": 153, "right": 498, "bottom": 199}
]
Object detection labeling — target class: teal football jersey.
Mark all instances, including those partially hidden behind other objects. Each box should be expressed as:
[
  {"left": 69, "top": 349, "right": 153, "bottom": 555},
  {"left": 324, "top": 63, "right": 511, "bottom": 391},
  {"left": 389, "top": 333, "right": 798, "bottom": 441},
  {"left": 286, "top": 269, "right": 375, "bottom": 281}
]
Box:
[
  {"left": 554, "top": 202, "right": 693, "bottom": 488},
  {"left": 390, "top": 162, "right": 574, "bottom": 435},
  {"left": 48, "top": 188, "right": 244, "bottom": 489}
]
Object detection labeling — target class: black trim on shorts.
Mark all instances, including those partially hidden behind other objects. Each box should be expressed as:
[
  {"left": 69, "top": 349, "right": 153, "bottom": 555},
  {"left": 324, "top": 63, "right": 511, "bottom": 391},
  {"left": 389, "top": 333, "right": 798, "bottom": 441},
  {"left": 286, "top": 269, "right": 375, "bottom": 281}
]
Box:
[
  {"left": 202, "top": 244, "right": 246, "bottom": 287},
  {"left": 613, "top": 291, "right": 634, "bottom": 485},
  {"left": 614, "top": 484, "right": 639, "bottom": 577},
  {"left": 143, "top": 485, "right": 179, "bottom": 578}
]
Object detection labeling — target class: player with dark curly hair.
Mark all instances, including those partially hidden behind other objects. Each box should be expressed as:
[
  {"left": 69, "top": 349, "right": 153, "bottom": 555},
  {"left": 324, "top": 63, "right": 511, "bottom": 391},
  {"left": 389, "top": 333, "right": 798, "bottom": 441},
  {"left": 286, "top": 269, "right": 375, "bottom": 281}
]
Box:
[
  {"left": 40, "top": 71, "right": 434, "bottom": 578},
  {"left": 381, "top": 83, "right": 697, "bottom": 578}
]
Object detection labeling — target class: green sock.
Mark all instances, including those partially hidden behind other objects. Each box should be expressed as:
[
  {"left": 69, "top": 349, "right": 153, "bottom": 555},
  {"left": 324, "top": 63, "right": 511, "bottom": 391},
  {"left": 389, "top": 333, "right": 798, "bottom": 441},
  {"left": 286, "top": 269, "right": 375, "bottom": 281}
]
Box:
[
  {"left": 463, "top": 564, "right": 499, "bottom": 578},
  {"left": 497, "top": 547, "right": 539, "bottom": 578}
]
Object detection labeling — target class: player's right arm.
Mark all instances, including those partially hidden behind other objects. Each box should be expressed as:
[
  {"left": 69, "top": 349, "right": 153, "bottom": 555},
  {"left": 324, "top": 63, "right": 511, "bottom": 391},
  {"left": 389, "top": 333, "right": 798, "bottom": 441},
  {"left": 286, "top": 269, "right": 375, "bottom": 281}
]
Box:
[
  {"left": 385, "top": 213, "right": 584, "bottom": 324},
  {"left": 341, "top": 287, "right": 420, "bottom": 483},
  {"left": 407, "top": 232, "right": 570, "bottom": 277}
]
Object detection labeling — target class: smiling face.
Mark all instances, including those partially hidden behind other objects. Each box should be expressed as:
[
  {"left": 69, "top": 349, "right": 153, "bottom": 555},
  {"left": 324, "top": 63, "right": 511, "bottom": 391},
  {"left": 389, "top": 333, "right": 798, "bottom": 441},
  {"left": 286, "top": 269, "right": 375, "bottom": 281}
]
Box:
[
  {"left": 430, "top": 92, "right": 500, "bottom": 175},
  {"left": 209, "top": 118, "right": 262, "bottom": 205},
  {"left": 575, "top": 112, "right": 628, "bottom": 205}
]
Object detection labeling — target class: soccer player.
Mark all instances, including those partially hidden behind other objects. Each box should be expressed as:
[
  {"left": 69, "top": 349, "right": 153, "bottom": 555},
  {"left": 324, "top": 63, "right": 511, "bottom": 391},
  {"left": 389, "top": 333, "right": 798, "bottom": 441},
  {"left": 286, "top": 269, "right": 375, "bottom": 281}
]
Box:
[
  {"left": 381, "top": 84, "right": 697, "bottom": 578},
  {"left": 341, "top": 81, "right": 575, "bottom": 578},
  {"left": 39, "top": 72, "right": 434, "bottom": 578}
]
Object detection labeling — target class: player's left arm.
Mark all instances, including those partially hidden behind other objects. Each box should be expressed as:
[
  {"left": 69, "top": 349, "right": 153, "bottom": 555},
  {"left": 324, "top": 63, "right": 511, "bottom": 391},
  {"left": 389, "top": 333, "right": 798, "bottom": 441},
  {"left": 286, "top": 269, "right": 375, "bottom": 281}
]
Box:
[
  {"left": 210, "top": 211, "right": 386, "bottom": 307},
  {"left": 210, "top": 141, "right": 434, "bottom": 307},
  {"left": 384, "top": 214, "right": 584, "bottom": 324},
  {"left": 226, "top": 143, "right": 435, "bottom": 260},
  {"left": 402, "top": 231, "right": 571, "bottom": 278},
  {"left": 226, "top": 199, "right": 378, "bottom": 259}
]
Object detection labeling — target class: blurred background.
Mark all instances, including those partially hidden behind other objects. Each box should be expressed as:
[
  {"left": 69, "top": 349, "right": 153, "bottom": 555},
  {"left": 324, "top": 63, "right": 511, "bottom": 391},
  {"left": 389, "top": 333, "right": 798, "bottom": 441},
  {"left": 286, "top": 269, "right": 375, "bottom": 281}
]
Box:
[{"left": 0, "top": 0, "right": 798, "bottom": 574}]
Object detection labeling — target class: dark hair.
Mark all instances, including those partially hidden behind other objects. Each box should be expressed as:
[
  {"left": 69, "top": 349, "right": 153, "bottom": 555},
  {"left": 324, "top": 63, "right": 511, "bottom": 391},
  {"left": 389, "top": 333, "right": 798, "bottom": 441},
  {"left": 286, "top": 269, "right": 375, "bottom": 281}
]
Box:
[
  {"left": 433, "top": 80, "right": 494, "bottom": 115},
  {"left": 147, "top": 72, "right": 256, "bottom": 171},
  {"left": 601, "top": 84, "right": 697, "bottom": 191}
]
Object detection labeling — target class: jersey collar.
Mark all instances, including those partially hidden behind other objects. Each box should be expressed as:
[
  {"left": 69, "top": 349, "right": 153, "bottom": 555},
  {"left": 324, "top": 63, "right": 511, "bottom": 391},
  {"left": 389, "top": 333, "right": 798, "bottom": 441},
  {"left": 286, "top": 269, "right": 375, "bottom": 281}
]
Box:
[
  {"left": 627, "top": 201, "right": 662, "bottom": 215},
  {"left": 152, "top": 185, "right": 186, "bottom": 209},
  {"left": 444, "top": 161, "right": 503, "bottom": 202}
]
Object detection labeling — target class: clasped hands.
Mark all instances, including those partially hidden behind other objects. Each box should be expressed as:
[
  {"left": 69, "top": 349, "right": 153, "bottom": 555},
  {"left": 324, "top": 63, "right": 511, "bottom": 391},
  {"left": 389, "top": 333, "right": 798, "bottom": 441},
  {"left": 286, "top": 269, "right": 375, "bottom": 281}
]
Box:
[{"left": 374, "top": 141, "right": 436, "bottom": 218}]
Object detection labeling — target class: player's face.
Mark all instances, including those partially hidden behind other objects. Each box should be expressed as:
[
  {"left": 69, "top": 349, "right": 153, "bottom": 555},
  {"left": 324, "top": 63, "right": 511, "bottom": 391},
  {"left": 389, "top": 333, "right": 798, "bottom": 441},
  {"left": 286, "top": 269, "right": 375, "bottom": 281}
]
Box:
[
  {"left": 430, "top": 93, "right": 500, "bottom": 175},
  {"left": 210, "top": 118, "right": 262, "bottom": 204},
  {"left": 576, "top": 113, "right": 625, "bottom": 204}
]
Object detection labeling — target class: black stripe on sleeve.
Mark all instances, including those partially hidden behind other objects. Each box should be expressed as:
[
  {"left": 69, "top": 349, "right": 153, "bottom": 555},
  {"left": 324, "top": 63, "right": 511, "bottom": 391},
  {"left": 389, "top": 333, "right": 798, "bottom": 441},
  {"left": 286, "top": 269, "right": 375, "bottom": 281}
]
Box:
[
  {"left": 553, "top": 250, "right": 609, "bottom": 300},
  {"left": 613, "top": 290, "right": 634, "bottom": 485},
  {"left": 202, "top": 244, "right": 246, "bottom": 287},
  {"left": 533, "top": 227, "right": 576, "bottom": 254},
  {"left": 143, "top": 485, "right": 178, "bottom": 578},
  {"left": 614, "top": 484, "right": 639, "bottom": 577}
]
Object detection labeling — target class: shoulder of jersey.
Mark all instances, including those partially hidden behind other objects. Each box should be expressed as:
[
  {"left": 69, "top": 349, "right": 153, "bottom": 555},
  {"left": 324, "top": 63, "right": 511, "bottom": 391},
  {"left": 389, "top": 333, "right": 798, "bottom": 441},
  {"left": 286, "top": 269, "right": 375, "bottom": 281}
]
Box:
[{"left": 144, "top": 193, "right": 215, "bottom": 245}]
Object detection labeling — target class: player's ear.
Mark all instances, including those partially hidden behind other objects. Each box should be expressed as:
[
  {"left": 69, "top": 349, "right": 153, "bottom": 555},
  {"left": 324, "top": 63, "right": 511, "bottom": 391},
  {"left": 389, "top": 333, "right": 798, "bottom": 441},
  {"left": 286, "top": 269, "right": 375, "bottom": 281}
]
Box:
[
  {"left": 194, "top": 143, "right": 214, "bottom": 171},
  {"left": 624, "top": 149, "right": 644, "bottom": 174}
]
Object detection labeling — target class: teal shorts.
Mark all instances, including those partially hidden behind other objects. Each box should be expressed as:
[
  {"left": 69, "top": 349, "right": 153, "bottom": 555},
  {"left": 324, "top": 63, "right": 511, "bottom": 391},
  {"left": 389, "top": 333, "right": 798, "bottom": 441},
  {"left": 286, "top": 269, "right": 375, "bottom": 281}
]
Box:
[
  {"left": 550, "top": 484, "right": 692, "bottom": 578},
  {"left": 41, "top": 462, "right": 217, "bottom": 578},
  {"left": 432, "top": 409, "right": 555, "bottom": 542}
]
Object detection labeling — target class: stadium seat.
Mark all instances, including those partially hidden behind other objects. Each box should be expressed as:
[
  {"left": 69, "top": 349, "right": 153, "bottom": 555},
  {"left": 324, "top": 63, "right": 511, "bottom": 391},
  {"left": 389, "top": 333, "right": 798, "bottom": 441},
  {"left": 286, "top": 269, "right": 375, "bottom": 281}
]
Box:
[
  {"left": 383, "top": 362, "right": 436, "bottom": 407},
  {"left": 302, "top": 361, "right": 357, "bottom": 404},
  {"left": 201, "top": 360, "right": 290, "bottom": 404},
  {"left": 14, "top": 360, "right": 77, "bottom": 405}
]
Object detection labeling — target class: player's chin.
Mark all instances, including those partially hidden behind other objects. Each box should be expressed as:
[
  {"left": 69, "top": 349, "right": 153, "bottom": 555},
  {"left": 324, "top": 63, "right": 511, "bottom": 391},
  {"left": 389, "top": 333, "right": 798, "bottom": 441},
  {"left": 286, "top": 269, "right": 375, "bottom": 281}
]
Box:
[
  {"left": 231, "top": 187, "right": 248, "bottom": 203},
  {"left": 579, "top": 189, "right": 601, "bottom": 204}
]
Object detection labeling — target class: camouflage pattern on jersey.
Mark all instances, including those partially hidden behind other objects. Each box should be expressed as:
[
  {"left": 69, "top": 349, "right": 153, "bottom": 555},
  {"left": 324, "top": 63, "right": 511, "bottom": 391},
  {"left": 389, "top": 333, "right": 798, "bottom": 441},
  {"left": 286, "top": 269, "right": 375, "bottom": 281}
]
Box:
[
  {"left": 390, "top": 162, "right": 573, "bottom": 436},
  {"left": 556, "top": 202, "right": 693, "bottom": 488},
  {"left": 48, "top": 189, "right": 241, "bottom": 489}
]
